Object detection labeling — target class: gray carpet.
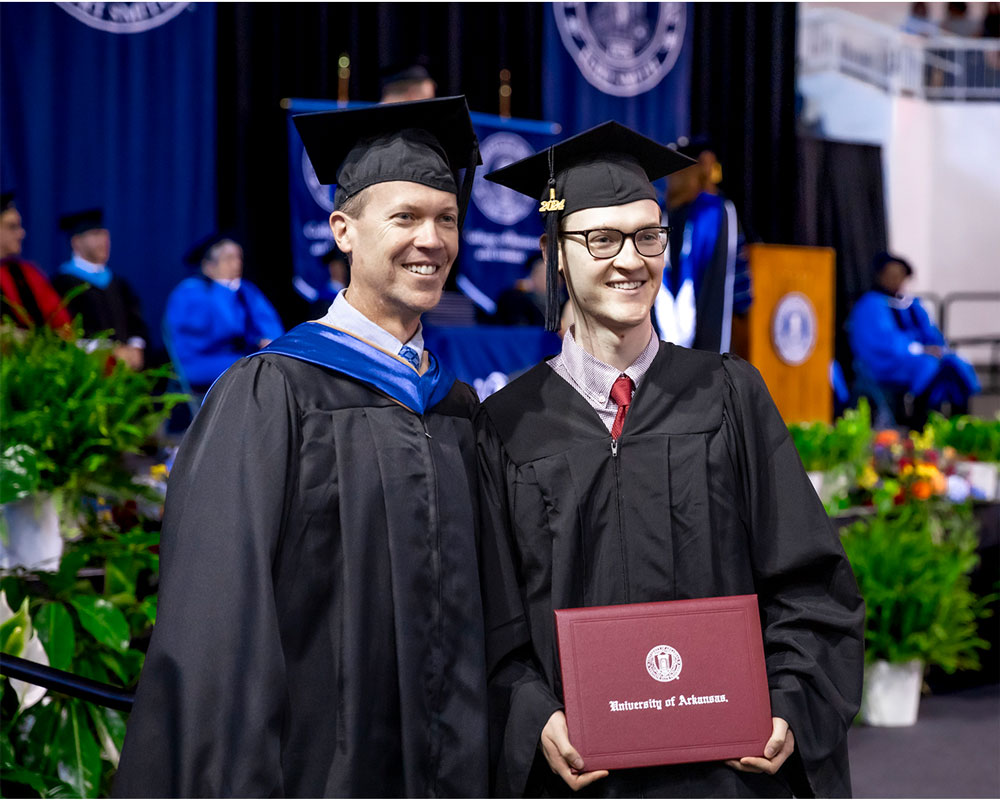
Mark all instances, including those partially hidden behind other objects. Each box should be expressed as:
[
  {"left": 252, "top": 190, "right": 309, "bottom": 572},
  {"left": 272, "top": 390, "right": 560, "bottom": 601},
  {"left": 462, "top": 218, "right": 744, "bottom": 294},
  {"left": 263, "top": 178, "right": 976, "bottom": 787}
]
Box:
[{"left": 848, "top": 683, "right": 1000, "bottom": 798}]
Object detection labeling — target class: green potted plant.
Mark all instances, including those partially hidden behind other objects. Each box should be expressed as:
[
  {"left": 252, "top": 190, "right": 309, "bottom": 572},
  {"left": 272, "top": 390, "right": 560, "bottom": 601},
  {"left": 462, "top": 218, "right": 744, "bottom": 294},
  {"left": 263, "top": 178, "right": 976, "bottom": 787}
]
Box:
[
  {"left": 789, "top": 399, "right": 872, "bottom": 512},
  {"left": 840, "top": 498, "right": 993, "bottom": 726},
  {"left": 0, "top": 320, "right": 183, "bottom": 567}
]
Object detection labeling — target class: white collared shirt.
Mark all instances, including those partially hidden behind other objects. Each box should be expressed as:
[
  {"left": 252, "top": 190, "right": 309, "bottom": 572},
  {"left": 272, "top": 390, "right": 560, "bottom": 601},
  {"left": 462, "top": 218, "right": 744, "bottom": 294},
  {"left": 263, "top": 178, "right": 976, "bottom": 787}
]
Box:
[
  {"left": 547, "top": 327, "right": 660, "bottom": 432},
  {"left": 317, "top": 290, "right": 425, "bottom": 364}
]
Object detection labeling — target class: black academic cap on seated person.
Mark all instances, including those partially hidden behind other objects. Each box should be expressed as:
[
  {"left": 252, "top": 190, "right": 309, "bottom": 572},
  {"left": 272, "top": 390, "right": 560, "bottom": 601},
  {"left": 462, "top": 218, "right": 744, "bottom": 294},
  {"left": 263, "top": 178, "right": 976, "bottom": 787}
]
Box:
[
  {"left": 1, "top": 192, "right": 15, "bottom": 213},
  {"left": 292, "top": 96, "right": 481, "bottom": 227},
  {"left": 379, "top": 62, "right": 435, "bottom": 92},
  {"left": 484, "top": 121, "right": 694, "bottom": 331},
  {"left": 183, "top": 231, "right": 241, "bottom": 267},
  {"left": 872, "top": 250, "right": 913, "bottom": 277},
  {"left": 59, "top": 208, "right": 105, "bottom": 237}
]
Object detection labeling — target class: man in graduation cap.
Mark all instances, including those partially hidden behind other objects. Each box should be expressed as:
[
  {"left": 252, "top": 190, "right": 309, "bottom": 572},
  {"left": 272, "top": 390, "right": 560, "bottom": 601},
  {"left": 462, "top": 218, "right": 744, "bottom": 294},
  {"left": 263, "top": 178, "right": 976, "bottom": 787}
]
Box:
[
  {"left": 164, "top": 233, "right": 284, "bottom": 393},
  {"left": 115, "top": 97, "right": 488, "bottom": 797},
  {"left": 53, "top": 208, "right": 148, "bottom": 369},
  {"left": 0, "top": 192, "right": 72, "bottom": 331},
  {"left": 477, "top": 122, "right": 864, "bottom": 798}
]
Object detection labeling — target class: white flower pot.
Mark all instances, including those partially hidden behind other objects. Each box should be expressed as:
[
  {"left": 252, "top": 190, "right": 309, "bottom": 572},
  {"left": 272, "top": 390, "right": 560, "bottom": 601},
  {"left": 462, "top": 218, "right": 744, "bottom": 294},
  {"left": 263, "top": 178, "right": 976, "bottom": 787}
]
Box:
[
  {"left": 860, "top": 658, "right": 923, "bottom": 726},
  {"left": 0, "top": 494, "right": 63, "bottom": 571}
]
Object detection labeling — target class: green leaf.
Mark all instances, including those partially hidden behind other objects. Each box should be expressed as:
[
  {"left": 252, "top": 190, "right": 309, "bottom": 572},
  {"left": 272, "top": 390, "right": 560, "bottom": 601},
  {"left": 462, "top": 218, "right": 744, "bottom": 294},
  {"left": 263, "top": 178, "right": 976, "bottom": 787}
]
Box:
[
  {"left": 87, "top": 704, "right": 127, "bottom": 773},
  {"left": 34, "top": 602, "right": 76, "bottom": 672},
  {"left": 1, "top": 595, "right": 32, "bottom": 656},
  {"left": 1, "top": 763, "right": 56, "bottom": 795},
  {"left": 68, "top": 597, "right": 130, "bottom": 653},
  {"left": 53, "top": 702, "right": 102, "bottom": 798},
  {"left": 0, "top": 444, "right": 41, "bottom": 504}
]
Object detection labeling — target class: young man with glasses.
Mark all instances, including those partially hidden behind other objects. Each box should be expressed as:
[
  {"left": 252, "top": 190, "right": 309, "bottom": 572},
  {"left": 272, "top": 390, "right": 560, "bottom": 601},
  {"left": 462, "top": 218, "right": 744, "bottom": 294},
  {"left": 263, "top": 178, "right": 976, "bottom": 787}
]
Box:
[{"left": 477, "top": 122, "right": 864, "bottom": 798}]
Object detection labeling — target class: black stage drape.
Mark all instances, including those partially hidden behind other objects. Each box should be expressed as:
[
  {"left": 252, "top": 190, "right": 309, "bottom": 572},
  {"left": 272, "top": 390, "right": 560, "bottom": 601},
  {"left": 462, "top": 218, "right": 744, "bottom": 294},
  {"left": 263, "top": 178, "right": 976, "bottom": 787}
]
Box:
[
  {"left": 796, "top": 137, "right": 888, "bottom": 375},
  {"left": 689, "top": 2, "right": 800, "bottom": 245},
  {"left": 216, "top": 3, "right": 799, "bottom": 327},
  {"left": 215, "top": 2, "right": 546, "bottom": 327}
]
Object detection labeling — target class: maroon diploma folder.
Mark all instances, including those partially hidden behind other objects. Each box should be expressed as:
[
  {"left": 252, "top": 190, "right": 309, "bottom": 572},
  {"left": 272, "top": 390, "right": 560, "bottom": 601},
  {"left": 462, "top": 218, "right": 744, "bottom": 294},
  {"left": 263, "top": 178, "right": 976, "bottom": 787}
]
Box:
[{"left": 555, "top": 594, "right": 772, "bottom": 771}]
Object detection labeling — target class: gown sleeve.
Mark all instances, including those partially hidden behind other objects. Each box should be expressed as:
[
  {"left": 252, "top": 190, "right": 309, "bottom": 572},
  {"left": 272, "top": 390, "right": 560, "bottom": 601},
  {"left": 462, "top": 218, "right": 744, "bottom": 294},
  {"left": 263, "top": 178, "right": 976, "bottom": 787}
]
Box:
[
  {"left": 476, "top": 410, "right": 564, "bottom": 798},
  {"left": 723, "top": 355, "right": 865, "bottom": 798},
  {"left": 113, "top": 356, "right": 301, "bottom": 797}
]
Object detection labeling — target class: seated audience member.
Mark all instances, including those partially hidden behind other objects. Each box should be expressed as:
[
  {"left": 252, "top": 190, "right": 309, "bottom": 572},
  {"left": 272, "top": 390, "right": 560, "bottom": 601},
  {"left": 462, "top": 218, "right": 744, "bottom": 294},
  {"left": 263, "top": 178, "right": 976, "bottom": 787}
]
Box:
[
  {"left": 848, "top": 251, "right": 980, "bottom": 420},
  {"left": 494, "top": 251, "right": 552, "bottom": 327},
  {"left": 164, "top": 234, "right": 284, "bottom": 393},
  {"left": 53, "top": 208, "right": 148, "bottom": 369},
  {"left": 901, "top": 2, "right": 939, "bottom": 36},
  {"left": 0, "top": 192, "right": 71, "bottom": 331},
  {"left": 654, "top": 138, "right": 751, "bottom": 354}
]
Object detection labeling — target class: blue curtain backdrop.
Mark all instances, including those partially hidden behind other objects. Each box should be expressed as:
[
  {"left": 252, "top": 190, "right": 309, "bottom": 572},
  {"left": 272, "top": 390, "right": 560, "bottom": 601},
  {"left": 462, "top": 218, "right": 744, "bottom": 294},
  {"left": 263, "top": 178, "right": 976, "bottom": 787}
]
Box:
[
  {"left": 0, "top": 2, "right": 216, "bottom": 350},
  {"left": 542, "top": 2, "right": 692, "bottom": 149}
]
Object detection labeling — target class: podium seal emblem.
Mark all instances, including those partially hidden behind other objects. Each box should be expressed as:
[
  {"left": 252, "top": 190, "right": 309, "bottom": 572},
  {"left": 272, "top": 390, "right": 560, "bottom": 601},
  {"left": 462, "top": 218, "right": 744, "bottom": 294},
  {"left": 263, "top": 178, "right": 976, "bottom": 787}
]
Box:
[
  {"left": 772, "top": 292, "right": 818, "bottom": 366},
  {"left": 646, "top": 644, "right": 682, "bottom": 682}
]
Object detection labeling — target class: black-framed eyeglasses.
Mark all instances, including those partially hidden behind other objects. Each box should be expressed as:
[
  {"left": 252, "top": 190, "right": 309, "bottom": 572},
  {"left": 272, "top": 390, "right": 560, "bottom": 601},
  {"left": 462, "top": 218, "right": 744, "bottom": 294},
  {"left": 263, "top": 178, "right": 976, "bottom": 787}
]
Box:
[{"left": 560, "top": 226, "right": 671, "bottom": 259}]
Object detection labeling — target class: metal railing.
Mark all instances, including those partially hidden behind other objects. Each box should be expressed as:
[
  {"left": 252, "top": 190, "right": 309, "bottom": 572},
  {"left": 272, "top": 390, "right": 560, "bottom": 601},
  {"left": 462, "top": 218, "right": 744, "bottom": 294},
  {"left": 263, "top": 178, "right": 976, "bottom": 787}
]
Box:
[{"left": 800, "top": 7, "right": 1000, "bottom": 101}]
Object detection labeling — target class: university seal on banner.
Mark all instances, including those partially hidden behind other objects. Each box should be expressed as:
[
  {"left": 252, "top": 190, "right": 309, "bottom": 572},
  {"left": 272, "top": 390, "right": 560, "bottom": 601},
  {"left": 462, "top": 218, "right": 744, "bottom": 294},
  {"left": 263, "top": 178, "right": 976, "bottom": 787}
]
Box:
[
  {"left": 772, "top": 292, "right": 818, "bottom": 366},
  {"left": 302, "top": 150, "right": 335, "bottom": 213},
  {"left": 57, "top": 3, "right": 190, "bottom": 34},
  {"left": 646, "top": 644, "right": 682, "bottom": 682},
  {"left": 471, "top": 132, "right": 537, "bottom": 226},
  {"left": 554, "top": 3, "right": 686, "bottom": 98}
]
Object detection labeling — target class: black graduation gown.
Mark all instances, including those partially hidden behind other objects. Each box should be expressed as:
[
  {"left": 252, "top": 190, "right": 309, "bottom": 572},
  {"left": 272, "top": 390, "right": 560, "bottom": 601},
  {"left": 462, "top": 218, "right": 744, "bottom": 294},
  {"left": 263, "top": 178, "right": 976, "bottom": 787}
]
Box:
[
  {"left": 114, "top": 353, "right": 488, "bottom": 797},
  {"left": 476, "top": 343, "right": 864, "bottom": 798},
  {"left": 52, "top": 272, "right": 149, "bottom": 342}
]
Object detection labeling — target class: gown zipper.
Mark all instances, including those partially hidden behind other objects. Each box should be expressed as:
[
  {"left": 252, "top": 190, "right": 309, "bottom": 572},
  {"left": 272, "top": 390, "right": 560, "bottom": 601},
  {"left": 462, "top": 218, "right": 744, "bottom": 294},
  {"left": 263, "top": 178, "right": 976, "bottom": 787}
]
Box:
[{"left": 611, "top": 435, "right": 630, "bottom": 601}]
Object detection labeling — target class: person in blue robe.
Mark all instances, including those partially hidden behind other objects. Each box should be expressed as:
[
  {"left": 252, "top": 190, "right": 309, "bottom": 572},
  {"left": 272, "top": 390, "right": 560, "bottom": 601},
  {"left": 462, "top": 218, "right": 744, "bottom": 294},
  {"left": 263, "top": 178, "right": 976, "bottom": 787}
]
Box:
[
  {"left": 654, "top": 139, "right": 751, "bottom": 354},
  {"left": 848, "top": 251, "right": 980, "bottom": 419},
  {"left": 164, "top": 234, "right": 284, "bottom": 392}
]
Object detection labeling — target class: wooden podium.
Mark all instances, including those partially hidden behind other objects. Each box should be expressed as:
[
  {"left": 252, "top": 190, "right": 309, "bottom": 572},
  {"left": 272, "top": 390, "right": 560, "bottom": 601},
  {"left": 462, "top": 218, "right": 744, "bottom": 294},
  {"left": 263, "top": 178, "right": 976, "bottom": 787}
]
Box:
[{"left": 745, "top": 244, "right": 835, "bottom": 424}]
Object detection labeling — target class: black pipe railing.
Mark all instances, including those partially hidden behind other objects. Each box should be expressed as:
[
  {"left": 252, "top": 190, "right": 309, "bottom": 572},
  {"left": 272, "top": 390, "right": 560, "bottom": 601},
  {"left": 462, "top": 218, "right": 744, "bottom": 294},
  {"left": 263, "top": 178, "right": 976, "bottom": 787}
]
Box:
[{"left": 0, "top": 654, "right": 134, "bottom": 712}]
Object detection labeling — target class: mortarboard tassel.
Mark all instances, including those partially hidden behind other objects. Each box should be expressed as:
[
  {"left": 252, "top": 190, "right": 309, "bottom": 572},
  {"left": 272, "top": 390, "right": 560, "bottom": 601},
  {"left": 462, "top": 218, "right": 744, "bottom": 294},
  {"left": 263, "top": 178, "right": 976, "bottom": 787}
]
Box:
[{"left": 541, "top": 147, "right": 564, "bottom": 332}]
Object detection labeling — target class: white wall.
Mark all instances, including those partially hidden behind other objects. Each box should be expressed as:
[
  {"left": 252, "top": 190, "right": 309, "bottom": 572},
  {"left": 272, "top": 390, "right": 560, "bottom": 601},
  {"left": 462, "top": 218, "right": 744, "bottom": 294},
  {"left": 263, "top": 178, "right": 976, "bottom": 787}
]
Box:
[{"left": 798, "top": 71, "right": 1000, "bottom": 361}]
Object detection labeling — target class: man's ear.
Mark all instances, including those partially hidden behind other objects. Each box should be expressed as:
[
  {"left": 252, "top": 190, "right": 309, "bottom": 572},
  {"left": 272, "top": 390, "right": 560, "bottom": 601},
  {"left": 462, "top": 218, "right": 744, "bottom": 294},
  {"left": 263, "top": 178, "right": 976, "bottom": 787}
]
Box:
[{"left": 329, "top": 211, "right": 353, "bottom": 255}]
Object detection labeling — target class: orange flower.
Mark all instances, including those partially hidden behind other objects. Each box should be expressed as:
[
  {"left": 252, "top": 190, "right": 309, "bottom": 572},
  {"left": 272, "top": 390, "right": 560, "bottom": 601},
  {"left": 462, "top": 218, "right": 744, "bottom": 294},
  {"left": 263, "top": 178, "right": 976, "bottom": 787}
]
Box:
[
  {"left": 875, "top": 430, "right": 901, "bottom": 447},
  {"left": 910, "top": 480, "right": 932, "bottom": 500}
]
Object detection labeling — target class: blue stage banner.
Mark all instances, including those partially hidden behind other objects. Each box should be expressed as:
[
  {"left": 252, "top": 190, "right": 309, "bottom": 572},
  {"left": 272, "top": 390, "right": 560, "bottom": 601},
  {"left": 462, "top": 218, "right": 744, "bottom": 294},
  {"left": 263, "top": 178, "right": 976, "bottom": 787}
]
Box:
[
  {"left": 542, "top": 3, "right": 692, "bottom": 150},
  {"left": 285, "top": 101, "right": 560, "bottom": 313},
  {"left": 0, "top": 3, "right": 216, "bottom": 350}
]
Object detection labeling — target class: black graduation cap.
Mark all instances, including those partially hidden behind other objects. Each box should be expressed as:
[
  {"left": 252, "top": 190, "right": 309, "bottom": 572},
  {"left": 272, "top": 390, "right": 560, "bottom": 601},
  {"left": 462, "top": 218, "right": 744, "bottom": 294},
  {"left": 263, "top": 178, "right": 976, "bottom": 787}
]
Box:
[
  {"left": 379, "top": 62, "right": 435, "bottom": 93},
  {"left": 485, "top": 121, "right": 694, "bottom": 331},
  {"left": 59, "top": 208, "right": 105, "bottom": 237},
  {"left": 292, "top": 95, "right": 481, "bottom": 227},
  {"left": 872, "top": 251, "right": 913, "bottom": 277},
  {"left": 183, "top": 231, "right": 240, "bottom": 267},
  {"left": 1, "top": 192, "right": 15, "bottom": 213}
]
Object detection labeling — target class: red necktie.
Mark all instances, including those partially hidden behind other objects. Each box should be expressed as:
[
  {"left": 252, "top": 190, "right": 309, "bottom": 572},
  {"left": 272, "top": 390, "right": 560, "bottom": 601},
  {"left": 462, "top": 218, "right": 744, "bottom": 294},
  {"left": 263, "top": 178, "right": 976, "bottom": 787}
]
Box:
[{"left": 610, "top": 374, "right": 635, "bottom": 440}]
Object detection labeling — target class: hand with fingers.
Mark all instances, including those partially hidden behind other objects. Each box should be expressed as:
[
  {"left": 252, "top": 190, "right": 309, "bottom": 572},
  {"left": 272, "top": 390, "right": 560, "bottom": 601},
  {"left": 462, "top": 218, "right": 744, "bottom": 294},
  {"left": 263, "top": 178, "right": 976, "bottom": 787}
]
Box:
[
  {"left": 540, "top": 710, "right": 610, "bottom": 791},
  {"left": 725, "top": 717, "right": 795, "bottom": 775}
]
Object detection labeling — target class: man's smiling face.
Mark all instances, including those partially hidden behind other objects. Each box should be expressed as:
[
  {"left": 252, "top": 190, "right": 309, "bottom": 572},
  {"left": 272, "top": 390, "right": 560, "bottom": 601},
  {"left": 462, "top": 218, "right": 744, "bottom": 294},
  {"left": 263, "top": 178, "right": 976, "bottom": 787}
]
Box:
[{"left": 557, "top": 199, "right": 665, "bottom": 336}]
